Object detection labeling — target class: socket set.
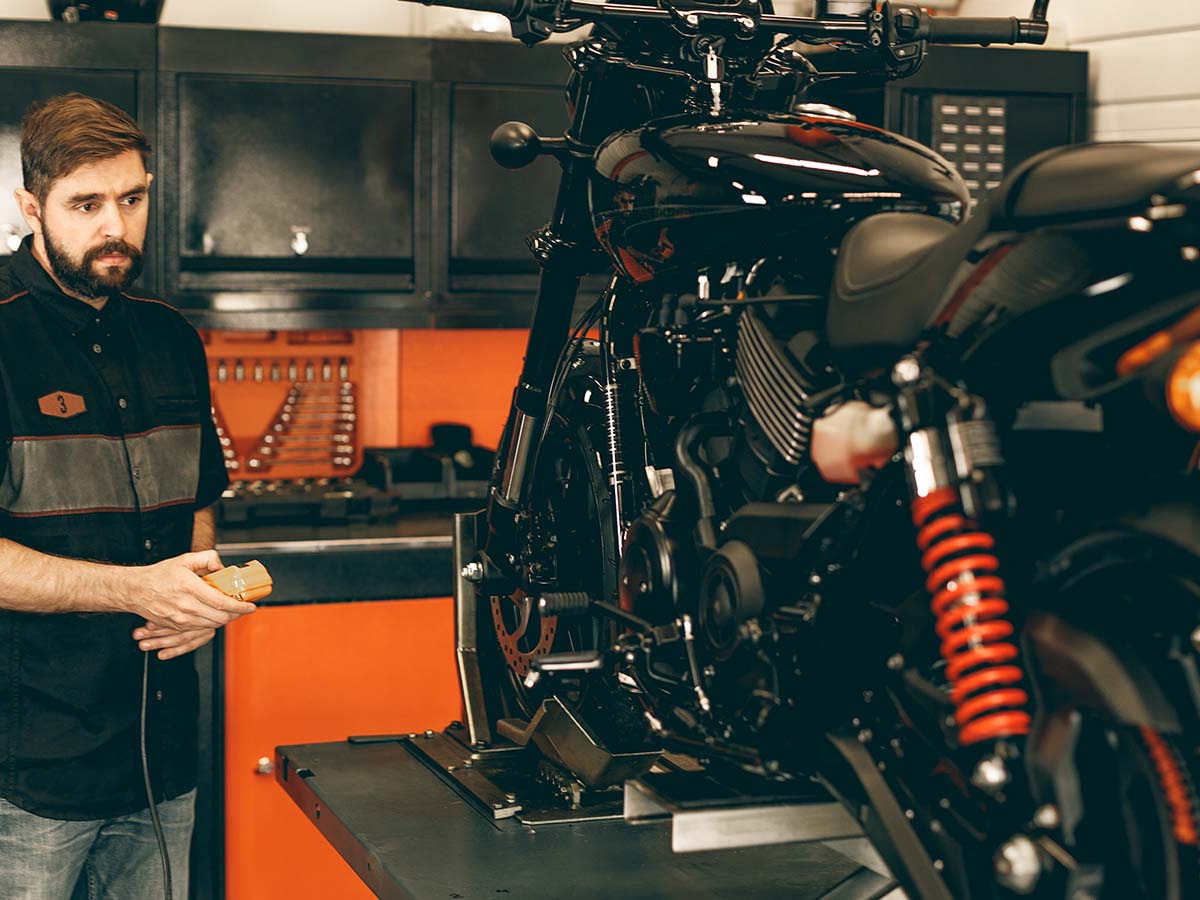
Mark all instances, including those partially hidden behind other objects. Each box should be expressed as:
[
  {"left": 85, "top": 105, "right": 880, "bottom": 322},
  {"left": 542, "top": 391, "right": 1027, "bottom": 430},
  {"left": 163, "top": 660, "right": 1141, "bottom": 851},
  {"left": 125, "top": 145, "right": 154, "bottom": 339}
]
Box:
[{"left": 214, "top": 356, "right": 351, "bottom": 385}]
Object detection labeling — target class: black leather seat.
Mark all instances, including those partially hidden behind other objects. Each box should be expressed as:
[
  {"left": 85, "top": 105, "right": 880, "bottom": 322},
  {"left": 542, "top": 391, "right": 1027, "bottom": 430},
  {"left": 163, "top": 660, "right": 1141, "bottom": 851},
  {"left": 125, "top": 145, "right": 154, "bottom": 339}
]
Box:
[
  {"left": 992, "top": 142, "right": 1200, "bottom": 225},
  {"left": 825, "top": 142, "right": 1200, "bottom": 354}
]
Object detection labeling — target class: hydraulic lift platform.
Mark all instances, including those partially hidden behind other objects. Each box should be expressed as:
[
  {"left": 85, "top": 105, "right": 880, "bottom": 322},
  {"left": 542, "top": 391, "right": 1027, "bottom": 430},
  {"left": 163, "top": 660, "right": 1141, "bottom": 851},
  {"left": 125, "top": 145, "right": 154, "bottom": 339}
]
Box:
[{"left": 276, "top": 736, "right": 903, "bottom": 900}]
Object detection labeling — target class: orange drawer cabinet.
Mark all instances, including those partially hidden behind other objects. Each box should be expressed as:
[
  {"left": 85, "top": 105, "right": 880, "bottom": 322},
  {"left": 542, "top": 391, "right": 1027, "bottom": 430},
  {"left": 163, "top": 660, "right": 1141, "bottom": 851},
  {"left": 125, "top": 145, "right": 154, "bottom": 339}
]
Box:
[{"left": 222, "top": 597, "right": 462, "bottom": 899}]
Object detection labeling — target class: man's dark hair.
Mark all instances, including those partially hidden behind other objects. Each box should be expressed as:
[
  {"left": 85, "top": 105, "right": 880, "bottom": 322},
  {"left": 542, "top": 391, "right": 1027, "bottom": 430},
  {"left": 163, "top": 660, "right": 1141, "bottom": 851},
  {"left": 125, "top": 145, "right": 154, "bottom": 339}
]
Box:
[{"left": 20, "top": 93, "right": 151, "bottom": 203}]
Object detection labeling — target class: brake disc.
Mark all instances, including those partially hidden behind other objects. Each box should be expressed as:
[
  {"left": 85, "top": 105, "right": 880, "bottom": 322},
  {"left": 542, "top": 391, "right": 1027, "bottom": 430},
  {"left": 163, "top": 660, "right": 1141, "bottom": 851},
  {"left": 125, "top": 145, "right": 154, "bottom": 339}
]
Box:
[{"left": 491, "top": 590, "right": 558, "bottom": 678}]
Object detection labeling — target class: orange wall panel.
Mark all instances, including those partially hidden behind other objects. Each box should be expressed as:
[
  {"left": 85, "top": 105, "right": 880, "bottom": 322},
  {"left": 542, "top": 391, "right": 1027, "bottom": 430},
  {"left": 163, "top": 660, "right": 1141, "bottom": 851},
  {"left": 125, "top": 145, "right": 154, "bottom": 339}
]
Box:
[
  {"left": 204, "top": 327, "right": 527, "bottom": 456},
  {"left": 357, "top": 329, "right": 403, "bottom": 447},
  {"left": 397, "top": 329, "right": 527, "bottom": 448},
  {"left": 223, "top": 598, "right": 462, "bottom": 900}
]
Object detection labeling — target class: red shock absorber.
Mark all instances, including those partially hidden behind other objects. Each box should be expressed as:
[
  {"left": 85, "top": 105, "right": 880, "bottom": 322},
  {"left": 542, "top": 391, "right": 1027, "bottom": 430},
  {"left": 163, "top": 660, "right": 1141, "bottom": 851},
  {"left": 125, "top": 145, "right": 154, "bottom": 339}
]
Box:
[{"left": 912, "top": 487, "right": 1031, "bottom": 746}]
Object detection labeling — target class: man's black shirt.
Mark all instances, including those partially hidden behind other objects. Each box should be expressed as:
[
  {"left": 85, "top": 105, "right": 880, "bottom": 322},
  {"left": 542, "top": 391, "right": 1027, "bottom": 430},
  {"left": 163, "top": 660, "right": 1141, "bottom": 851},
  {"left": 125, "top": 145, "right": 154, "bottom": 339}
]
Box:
[{"left": 0, "top": 237, "right": 229, "bottom": 819}]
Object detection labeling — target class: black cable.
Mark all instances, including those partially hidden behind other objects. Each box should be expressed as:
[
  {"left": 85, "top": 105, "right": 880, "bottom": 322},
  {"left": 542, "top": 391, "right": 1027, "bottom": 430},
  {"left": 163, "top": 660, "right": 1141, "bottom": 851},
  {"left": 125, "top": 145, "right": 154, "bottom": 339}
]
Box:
[
  {"left": 141, "top": 651, "right": 173, "bottom": 900},
  {"left": 533, "top": 298, "right": 602, "bottom": 461}
]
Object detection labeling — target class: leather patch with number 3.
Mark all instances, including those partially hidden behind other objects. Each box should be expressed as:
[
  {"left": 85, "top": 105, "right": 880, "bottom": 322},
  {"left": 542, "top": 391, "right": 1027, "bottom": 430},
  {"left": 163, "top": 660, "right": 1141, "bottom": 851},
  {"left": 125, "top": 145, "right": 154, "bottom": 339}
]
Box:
[{"left": 38, "top": 391, "right": 87, "bottom": 419}]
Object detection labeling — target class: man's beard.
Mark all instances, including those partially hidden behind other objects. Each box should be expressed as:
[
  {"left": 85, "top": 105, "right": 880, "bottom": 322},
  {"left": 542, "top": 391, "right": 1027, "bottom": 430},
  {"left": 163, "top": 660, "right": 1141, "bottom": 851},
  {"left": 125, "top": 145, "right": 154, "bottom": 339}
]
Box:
[{"left": 43, "top": 229, "right": 144, "bottom": 301}]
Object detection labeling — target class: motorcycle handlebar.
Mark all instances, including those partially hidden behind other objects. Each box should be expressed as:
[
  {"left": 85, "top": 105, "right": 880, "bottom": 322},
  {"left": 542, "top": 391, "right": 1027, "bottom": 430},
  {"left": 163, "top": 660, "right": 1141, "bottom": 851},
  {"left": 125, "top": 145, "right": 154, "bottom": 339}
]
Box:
[
  {"left": 410, "top": 0, "right": 520, "bottom": 17},
  {"left": 398, "top": 0, "right": 1049, "bottom": 48},
  {"left": 926, "top": 15, "right": 1049, "bottom": 45}
]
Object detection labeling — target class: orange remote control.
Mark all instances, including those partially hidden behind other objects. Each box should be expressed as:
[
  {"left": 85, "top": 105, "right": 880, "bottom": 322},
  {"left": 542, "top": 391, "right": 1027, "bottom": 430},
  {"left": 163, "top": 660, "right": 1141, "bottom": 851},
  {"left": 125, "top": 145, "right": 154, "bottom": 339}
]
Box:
[{"left": 203, "top": 560, "right": 273, "bottom": 604}]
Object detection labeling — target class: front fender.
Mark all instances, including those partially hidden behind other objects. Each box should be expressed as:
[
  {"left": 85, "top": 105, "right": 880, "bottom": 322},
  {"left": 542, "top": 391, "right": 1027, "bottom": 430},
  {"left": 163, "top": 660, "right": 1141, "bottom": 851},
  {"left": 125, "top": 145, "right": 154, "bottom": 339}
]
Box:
[
  {"left": 1127, "top": 498, "right": 1200, "bottom": 559},
  {"left": 1024, "top": 518, "right": 1200, "bottom": 734},
  {"left": 1026, "top": 611, "right": 1180, "bottom": 732}
]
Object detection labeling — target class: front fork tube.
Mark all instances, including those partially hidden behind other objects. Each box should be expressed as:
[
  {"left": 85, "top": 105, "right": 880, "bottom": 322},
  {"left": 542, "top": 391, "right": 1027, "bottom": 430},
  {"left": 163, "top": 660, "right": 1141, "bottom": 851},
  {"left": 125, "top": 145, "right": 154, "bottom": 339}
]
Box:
[
  {"left": 497, "top": 403, "right": 547, "bottom": 509},
  {"left": 496, "top": 266, "right": 584, "bottom": 510},
  {"left": 489, "top": 124, "right": 590, "bottom": 506},
  {"left": 479, "top": 264, "right": 583, "bottom": 589},
  {"left": 480, "top": 131, "right": 599, "bottom": 587}
]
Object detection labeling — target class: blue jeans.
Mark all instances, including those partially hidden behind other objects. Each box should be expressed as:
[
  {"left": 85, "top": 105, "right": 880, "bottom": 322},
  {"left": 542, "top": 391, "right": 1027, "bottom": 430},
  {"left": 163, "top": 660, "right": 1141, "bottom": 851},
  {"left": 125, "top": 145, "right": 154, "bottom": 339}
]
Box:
[{"left": 0, "top": 790, "right": 194, "bottom": 900}]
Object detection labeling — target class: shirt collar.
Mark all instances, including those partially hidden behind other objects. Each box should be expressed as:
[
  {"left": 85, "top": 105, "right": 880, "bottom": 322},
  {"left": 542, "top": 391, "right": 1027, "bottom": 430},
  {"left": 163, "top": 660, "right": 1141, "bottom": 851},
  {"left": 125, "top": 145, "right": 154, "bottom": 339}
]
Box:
[{"left": 10, "top": 235, "right": 125, "bottom": 335}]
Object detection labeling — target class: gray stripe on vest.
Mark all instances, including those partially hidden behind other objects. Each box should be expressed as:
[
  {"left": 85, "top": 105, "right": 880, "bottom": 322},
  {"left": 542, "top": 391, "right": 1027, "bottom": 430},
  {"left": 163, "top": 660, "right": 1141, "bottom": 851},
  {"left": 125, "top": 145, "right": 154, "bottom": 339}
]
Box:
[{"left": 0, "top": 426, "right": 201, "bottom": 516}]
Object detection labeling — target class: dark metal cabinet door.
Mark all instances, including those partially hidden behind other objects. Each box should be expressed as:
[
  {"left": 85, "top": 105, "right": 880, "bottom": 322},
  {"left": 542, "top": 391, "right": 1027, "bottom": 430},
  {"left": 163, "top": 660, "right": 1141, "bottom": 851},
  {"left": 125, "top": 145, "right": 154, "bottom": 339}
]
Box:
[
  {"left": 811, "top": 47, "right": 1088, "bottom": 203},
  {"left": 448, "top": 84, "right": 567, "bottom": 293},
  {"left": 176, "top": 75, "right": 417, "bottom": 292}
]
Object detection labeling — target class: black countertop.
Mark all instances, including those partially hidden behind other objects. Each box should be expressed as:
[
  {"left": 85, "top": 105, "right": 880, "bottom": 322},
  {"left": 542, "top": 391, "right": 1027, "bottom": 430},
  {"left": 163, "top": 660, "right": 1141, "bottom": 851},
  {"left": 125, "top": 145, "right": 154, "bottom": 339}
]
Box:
[{"left": 216, "top": 514, "right": 458, "bottom": 604}]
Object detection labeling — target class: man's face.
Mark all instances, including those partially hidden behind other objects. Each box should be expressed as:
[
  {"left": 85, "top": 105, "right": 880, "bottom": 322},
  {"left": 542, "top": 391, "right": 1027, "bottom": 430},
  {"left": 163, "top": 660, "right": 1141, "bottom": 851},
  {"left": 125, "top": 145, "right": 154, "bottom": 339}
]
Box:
[{"left": 21, "top": 149, "right": 152, "bottom": 300}]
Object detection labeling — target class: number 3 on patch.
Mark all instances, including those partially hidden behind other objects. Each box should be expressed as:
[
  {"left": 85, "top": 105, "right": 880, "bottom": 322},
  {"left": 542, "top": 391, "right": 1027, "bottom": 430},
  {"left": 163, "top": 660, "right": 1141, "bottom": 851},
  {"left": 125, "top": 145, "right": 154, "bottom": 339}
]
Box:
[{"left": 38, "top": 391, "right": 87, "bottom": 419}]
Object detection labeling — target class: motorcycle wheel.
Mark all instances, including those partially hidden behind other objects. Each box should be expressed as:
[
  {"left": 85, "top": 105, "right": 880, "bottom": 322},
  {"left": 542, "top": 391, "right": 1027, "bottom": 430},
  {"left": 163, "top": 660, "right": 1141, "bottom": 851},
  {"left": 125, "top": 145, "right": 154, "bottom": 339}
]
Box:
[
  {"left": 487, "top": 408, "right": 618, "bottom": 721},
  {"left": 1025, "top": 545, "right": 1200, "bottom": 900}
]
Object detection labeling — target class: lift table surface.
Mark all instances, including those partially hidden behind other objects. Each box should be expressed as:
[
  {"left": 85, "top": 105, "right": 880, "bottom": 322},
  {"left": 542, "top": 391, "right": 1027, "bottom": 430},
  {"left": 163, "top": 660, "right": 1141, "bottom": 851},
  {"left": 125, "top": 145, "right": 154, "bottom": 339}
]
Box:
[{"left": 275, "top": 738, "right": 895, "bottom": 900}]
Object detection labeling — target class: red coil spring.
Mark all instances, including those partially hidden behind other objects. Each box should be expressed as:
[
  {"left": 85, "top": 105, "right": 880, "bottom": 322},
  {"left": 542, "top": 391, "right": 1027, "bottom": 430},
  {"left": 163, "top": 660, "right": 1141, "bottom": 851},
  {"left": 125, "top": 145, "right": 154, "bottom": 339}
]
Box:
[
  {"left": 1141, "top": 726, "right": 1200, "bottom": 846},
  {"left": 912, "top": 487, "right": 1031, "bottom": 746}
]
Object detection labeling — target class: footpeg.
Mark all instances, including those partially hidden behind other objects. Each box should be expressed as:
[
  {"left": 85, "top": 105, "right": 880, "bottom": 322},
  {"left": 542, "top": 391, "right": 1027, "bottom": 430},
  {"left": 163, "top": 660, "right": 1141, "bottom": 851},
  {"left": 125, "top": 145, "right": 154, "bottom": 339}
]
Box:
[{"left": 538, "top": 591, "right": 591, "bottom": 614}]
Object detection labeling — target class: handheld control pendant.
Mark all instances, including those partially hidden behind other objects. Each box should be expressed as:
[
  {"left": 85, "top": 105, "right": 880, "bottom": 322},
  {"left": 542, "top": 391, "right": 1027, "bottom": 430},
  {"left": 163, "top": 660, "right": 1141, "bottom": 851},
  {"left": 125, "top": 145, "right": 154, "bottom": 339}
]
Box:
[{"left": 203, "top": 560, "right": 273, "bottom": 603}]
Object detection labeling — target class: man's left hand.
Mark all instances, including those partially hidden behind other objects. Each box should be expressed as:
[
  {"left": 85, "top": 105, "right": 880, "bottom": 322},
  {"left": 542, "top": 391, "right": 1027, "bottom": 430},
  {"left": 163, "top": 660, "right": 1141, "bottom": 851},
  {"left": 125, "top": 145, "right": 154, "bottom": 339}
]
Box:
[{"left": 132, "top": 622, "right": 216, "bottom": 660}]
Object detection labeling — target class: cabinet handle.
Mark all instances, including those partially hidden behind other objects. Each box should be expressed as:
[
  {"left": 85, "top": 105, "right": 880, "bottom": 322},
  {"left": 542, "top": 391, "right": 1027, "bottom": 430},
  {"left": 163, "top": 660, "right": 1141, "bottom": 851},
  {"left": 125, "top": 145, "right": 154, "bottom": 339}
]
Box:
[
  {"left": 290, "top": 227, "right": 310, "bottom": 256},
  {"left": 255, "top": 756, "right": 274, "bottom": 775}
]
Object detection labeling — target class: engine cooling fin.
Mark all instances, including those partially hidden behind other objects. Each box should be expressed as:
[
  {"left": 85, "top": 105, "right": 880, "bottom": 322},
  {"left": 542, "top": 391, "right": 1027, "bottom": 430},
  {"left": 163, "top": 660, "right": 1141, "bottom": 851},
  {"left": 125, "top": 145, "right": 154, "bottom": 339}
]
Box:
[{"left": 736, "top": 309, "right": 815, "bottom": 466}]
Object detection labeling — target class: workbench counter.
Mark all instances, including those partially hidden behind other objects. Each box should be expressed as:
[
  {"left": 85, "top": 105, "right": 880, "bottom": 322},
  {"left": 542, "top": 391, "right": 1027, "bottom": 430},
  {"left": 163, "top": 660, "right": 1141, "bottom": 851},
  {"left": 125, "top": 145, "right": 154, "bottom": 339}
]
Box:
[{"left": 216, "top": 514, "right": 456, "bottom": 604}]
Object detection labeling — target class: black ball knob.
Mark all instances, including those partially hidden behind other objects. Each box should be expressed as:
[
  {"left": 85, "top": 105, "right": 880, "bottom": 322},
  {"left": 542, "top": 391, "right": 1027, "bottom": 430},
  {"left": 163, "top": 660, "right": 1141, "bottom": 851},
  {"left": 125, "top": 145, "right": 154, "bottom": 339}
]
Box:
[{"left": 490, "top": 121, "right": 542, "bottom": 170}]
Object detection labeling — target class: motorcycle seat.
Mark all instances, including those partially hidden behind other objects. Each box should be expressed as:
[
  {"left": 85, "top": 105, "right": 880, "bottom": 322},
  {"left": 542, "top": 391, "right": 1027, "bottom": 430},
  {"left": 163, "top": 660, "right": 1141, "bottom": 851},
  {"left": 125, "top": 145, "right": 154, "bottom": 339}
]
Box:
[
  {"left": 992, "top": 141, "right": 1200, "bottom": 225},
  {"left": 826, "top": 142, "right": 1200, "bottom": 356}
]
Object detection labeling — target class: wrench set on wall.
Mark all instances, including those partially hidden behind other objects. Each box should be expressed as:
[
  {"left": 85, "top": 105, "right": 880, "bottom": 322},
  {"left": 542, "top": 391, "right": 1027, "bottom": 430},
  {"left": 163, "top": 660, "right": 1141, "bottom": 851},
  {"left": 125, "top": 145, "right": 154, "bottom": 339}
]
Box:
[{"left": 202, "top": 330, "right": 363, "bottom": 482}]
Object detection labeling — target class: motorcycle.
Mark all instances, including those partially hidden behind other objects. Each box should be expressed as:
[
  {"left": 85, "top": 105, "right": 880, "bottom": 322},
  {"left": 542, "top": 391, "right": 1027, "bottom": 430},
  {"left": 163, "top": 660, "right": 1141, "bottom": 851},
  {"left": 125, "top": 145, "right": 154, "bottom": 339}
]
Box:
[{"left": 402, "top": 0, "right": 1200, "bottom": 895}]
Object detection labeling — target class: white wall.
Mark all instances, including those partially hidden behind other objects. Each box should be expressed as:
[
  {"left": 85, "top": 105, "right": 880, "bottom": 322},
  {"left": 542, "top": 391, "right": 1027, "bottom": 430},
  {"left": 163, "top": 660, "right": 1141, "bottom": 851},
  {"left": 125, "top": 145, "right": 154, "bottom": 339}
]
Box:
[
  {"left": 2, "top": 0, "right": 48, "bottom": 18},
  {"left": 961, "top": 0, "right": 1200, "bottom": 143},
  {"left": 0, "top": 0, "right": 827, "bottom": 37},
  {"left": 0, "top": 0, "right": 516, "bottom": 38},
  {"left": 157, "top": 0, "right": 514, "bottom": 39}
]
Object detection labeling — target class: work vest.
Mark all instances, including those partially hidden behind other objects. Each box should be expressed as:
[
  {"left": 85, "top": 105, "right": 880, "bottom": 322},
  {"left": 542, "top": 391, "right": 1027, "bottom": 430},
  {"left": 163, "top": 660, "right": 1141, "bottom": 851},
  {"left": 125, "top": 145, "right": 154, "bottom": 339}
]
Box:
[{"left": 0, "top": 238, "right": 228, "bottom": 819}]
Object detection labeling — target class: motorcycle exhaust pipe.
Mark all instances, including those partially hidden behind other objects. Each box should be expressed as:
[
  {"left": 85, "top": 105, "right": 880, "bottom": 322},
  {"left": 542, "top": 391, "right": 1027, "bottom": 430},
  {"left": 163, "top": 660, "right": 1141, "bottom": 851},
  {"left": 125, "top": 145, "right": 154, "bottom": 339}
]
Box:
[{"left": 674, "top": 412, "right": 733, "bottom": 551}]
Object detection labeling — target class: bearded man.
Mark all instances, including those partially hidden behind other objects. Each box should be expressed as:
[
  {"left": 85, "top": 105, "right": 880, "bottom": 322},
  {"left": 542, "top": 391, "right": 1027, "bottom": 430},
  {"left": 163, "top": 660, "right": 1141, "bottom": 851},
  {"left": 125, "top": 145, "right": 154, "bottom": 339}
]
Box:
[{"left": 0, "top": 93, "right": 255, "bottom": 900}]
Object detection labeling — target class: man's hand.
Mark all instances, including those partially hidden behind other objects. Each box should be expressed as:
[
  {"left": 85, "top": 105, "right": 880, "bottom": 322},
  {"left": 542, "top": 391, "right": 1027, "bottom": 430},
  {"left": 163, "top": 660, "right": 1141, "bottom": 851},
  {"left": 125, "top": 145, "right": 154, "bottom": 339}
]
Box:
[
  {"left": 132, "top": 622, "right": 216, "bottom": 660},
  {"left": 126, "top": 550, "right": 257, "bottom": 631}
]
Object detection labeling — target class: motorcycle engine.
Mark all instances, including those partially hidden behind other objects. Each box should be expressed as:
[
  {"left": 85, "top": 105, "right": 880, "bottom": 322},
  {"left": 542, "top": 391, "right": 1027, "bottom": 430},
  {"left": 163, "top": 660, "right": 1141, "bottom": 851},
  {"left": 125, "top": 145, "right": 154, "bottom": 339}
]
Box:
[
  {"left": 621, "top": 494, "right": 778, "bottom": 653},
  {"left": 620, "top": 491, "right": 689, "bottom": 623},
  {"left": 732, "top": 307, "right": 834, "bottom": 501},
  {"left": 697, "top": 540, "right": 765, "bottom": 660}
]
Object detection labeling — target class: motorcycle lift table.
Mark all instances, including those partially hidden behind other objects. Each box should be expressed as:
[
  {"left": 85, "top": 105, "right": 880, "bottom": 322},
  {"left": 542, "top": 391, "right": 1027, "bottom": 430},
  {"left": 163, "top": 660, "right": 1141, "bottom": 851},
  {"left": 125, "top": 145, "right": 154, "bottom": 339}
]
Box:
[{"left": 276, "top": 736, "right": 904, "bottom": 900}]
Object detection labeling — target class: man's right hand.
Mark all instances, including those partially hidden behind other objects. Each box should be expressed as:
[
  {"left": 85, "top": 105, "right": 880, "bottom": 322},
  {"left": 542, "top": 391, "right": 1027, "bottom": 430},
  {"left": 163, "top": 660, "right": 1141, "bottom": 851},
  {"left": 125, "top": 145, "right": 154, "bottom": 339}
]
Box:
[{"left": 126, "top": 550, "right": 257, "bottom": 631}]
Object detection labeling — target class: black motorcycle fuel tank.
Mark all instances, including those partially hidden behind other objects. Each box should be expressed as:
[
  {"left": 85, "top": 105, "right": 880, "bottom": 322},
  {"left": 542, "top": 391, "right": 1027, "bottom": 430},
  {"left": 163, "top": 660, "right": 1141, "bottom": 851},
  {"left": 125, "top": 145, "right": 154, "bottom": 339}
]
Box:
[{"left": 590, "top": 112, "right": 970, "bottom": 284}]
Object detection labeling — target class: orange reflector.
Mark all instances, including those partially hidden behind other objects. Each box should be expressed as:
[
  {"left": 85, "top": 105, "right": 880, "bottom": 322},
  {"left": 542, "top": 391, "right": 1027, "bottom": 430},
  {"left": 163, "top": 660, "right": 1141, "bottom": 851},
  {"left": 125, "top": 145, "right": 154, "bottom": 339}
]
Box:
[{"left": 1168, "top": 343, "right": 1200, "bottom": 431}]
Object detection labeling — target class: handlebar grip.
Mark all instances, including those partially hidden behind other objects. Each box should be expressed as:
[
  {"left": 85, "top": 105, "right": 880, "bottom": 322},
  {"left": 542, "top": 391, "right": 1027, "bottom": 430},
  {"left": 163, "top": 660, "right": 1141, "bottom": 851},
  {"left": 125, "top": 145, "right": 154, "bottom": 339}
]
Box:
[
  {"left": 396, "top": 0, "right": 522, "bottom": 18},
  {"left": 927, "top": 16, "right": 1048, "bottom": 46}
]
